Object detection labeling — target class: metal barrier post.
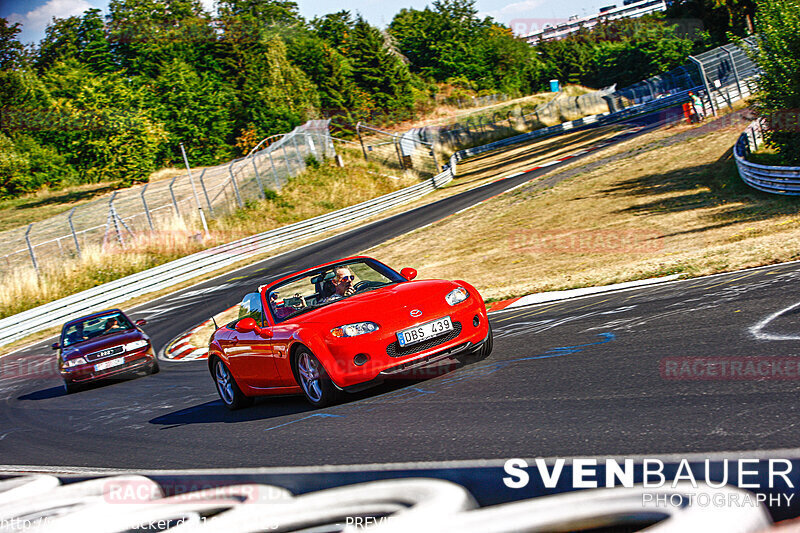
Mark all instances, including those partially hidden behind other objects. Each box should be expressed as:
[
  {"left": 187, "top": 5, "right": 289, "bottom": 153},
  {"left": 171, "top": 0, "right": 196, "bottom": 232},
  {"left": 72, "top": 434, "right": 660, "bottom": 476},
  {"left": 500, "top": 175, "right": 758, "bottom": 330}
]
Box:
[
  {"left": 356, "top": 122, "right": 369, "bottom": 161},
  {"left": 689, "top": 56, "right": 717, "bottom": 117},
  {"left": 724, "top": 47, "right": 744, "bottom": 100},
  {"left": 282, "top": 144, "right": 292, "bottom": 174},
  {"left": 430, "top": 146, "right": 441, "bottom": 173},
  {"left": 109, "top": 191, "right": 124, "bottom": 247},
  {"left": 267, "top": 150, "right": 280, "bottom": 189},
  {"left": 140, "top": 184, "right": 154, "bottom": 231},
  {"left": 68, "top": 206, "right": 81, "bottom": 258},
  {"left": 169, "top": 176, "right": 181, "bottom": 217},
  {"left": 227, "top": 162, "right": 244, "bottom": 208},
  {"left": 24, "top": 223, "right": 39, "bottom": 274},
  {"left": 251, "top": 155, "right": 266, "bottom": 199},
  {"left": 291, "top": 134, "right": 305, "bottom": 169},
  {"left": 180, "top": 143, "right": 210, "bottom": 237},
  {"left": 394, "top": 136, "right": 405, "bottom": 170},
  {"left": 198, "top": 169, "right": 214, "bottom": 216}
]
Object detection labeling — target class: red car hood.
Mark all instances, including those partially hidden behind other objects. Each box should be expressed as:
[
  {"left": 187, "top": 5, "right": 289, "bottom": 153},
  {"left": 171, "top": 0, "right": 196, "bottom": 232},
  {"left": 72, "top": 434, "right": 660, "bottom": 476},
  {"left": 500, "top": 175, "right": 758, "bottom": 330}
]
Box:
[
  {"left": 294, "top": 279, "right": 464, "bottom": 327},
  {"left": 61, "top": 330, "right": 146, "bottom": 360}
]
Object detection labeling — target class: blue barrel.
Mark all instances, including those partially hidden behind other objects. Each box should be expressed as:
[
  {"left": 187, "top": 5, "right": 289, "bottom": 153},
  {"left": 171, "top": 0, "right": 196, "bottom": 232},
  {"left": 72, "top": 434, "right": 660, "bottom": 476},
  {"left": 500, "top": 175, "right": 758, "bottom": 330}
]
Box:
[{"left": 550, "top": 79, "right": 560, "bottom": 92}]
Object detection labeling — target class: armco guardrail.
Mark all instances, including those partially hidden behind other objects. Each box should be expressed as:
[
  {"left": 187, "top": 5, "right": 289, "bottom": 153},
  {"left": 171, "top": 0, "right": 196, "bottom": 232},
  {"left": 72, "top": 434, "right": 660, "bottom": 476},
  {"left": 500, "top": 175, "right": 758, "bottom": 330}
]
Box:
[
  {"left": 734, "top": 119, "right": 800, "bottom": 195},
  {"left": 448, "top": 88, "right": 699, "bottom": 165},
  {"left": 0, "top": 160, "right": 456, "bottom": 348}
]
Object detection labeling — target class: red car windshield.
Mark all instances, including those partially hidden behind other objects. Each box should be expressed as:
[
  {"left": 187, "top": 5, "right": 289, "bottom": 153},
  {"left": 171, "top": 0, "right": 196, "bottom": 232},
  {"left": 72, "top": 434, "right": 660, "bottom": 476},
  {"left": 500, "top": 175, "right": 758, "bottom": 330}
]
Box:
[
  {"left": 267, "top": 259, "right": 405, "bottom": 323},
  {"left": 62, "top": 312, "right": 134, "bottom": 347}
]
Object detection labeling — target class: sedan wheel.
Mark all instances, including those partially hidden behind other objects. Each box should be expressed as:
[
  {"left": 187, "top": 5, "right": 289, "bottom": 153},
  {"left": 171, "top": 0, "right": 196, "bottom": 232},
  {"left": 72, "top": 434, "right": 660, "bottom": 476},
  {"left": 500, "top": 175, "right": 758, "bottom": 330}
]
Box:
[
  {"left": 294, "top": 349, "right": 342, "bottom": 408},
  {"left": 213, "top": 358, "right": 252, "bottom": 410}
]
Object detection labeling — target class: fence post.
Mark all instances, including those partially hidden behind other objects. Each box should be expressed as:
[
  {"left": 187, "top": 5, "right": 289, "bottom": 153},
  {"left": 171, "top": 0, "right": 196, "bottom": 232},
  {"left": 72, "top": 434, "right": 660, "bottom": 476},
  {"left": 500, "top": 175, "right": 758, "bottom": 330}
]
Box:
[
  {"left": 140, "top": 183, "right": 154, "bottom": 231},
  {"left": 291, "top": 133, "right": 305, "bottom": 169},
  {"left": 688, "top": 56, "right": 717, "bottom": 117},
  {"left": 228, "top": 162, "right": 244, "bottom": 208},
  {"left": 394, "top": 135, "right": 405, "bottom": 170},
  {"left": 723, "top": 46, "right": 744, "bottom": 100},
  {"left": 267, "top": 150, "right": 281, "bottom": 189},
  {"left": 180, "top": 143, "right": 210, "bottom": 237},
  {"left": 198, "top": 169, "right": 214, "bottom": 216},
  {"left": 68, "top": 206, "right": 81, "bottom": 258},
  {"left": 169, "top": 176, "right": 181, "bottom": 217},
  {"left": 108, "top": 191, "right": 124, "bottom": 247},
  {"left": 24, "top": 223, "right": 39, "bottom": 274},
  {"left": 282, "top": 144, "right": 293, "bottom": 174},
  {"left": 430, "top": 144, "right": 441, "bottom": 174},
  {"left": 356, "top": 122, "right": 369, "bottom": 161},
  {"left": 251, "top": 155, "right": 266, "bottom": 199}
]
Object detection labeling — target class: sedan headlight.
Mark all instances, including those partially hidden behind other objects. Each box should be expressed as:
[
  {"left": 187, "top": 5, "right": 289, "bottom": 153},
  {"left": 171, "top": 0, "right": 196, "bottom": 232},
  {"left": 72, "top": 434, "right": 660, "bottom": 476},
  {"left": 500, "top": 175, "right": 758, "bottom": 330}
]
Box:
[
  {"left": 445, "top": 287, "right": 469, "bottom": 306},
  {"left": 124, "top": 339, "right": 149, "bottom": 352},
  {"left": 331, "top": 322, "right": 380, "bottom": 338},
  {"left": 62, "top": 357, "right": 87, "bottom": 368}
]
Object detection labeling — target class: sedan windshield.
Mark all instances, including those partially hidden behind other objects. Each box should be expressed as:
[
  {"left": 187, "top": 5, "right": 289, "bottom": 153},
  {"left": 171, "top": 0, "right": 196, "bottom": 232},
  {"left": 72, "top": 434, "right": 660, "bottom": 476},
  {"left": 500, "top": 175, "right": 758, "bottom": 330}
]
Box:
[
  {"left": 62, "top": 312, "right": 134, "bottom": 347},
  {"left": 267, "top": 259, "right": 404, "bottom": 323}
]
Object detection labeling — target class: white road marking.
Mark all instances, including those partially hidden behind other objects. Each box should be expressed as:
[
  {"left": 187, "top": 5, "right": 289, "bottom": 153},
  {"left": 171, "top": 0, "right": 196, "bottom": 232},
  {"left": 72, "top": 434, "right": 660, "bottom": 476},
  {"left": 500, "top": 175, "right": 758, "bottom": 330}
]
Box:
[{"left": 750, "top": 300, "right": 800, "bottom": 341}]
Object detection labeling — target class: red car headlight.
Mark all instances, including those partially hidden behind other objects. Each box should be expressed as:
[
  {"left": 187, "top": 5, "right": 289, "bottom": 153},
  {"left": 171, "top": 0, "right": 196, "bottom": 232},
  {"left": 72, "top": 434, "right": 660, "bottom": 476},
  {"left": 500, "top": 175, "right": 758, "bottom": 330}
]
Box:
[
  {"left": 445, "top": 287, "right": 469, "bottom": 306},
  {"left": 331, "top": 322, "right": 380, "bottom": 338}
]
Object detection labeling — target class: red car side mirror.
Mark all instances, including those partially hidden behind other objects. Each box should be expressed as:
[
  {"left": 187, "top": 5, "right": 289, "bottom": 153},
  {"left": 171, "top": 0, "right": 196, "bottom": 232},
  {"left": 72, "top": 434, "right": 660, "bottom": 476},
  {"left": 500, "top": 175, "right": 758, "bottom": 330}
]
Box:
[
  {"left": 236, "top": 318, "right": 258, "bottom": 333},
  {"left": 135, "top": 319, "right": 147, "bottom": 326},
  {"left": 51, "top": 342, "right": 60, "bottom": 350},
  {"left": 235, "top": 318, "right": 273, "bottom": 338},
  {"left": 400, "top": 267, "right": 417, "bottom": 281}
]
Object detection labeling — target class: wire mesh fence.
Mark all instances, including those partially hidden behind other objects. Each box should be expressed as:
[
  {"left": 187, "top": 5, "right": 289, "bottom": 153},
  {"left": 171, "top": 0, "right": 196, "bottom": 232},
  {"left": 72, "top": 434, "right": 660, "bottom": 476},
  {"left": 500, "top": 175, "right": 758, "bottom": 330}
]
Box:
[
  {"left": 398, "top": 39, "right": 760, "bottom": 155},
  {"left": 355, "top": 123, "right": 440, "bottom": 176},
  {"left": 0, "top": 120, "right": 335, "bottom": 275}
]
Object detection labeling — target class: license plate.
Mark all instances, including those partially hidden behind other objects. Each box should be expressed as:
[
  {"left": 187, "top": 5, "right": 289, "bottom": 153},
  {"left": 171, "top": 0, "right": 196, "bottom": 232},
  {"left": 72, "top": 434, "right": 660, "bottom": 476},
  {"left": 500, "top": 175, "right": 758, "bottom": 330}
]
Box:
[
  {"left": 94, "top": 357, "right": 125, "bottom": 372},
  {"left": 397, "top": 316, "right": 454, "bottom": 347}
]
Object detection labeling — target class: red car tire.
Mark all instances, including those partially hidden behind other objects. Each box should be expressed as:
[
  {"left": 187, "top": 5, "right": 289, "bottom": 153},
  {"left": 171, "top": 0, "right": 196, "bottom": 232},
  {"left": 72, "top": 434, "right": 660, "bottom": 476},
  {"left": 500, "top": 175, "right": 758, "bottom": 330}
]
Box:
[{"left": 292, "top": 347, "right": 342, "bottom": 408}]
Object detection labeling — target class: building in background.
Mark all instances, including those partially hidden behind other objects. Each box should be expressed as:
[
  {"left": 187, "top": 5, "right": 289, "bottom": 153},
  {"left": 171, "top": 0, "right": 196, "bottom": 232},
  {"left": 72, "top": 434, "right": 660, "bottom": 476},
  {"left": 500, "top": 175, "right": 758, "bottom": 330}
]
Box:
[{"left": 523, "top": 0, "right": 668, "bottom": 44}]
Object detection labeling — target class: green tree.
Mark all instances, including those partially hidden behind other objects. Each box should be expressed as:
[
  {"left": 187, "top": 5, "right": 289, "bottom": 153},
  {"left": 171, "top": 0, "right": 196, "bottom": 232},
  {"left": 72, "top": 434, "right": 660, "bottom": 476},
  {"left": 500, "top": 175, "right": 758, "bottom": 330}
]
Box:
[
  {"left": 346, "top": 17, "right": 415, "bottom": 111},
  {"left": 311, "top": 10, "right": 354, "bottom": 49},
  {"left": 0, "top": 19, "right": 25, "bottom": 70},
  {"left": 147, "top": 59, "right": 238, "bottom": 164},
  {"left": 37, "top": 10, "right": 113, "bottom": 73},
  {"left": 752, "top": 0, "right": 800, "bottom": 164}
]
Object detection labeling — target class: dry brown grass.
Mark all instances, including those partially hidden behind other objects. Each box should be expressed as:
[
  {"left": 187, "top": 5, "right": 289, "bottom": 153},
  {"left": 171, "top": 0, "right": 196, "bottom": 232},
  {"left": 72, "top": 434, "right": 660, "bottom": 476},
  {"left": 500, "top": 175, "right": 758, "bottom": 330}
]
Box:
[
  {"left": 0, "top": 149, "right": 415, "bottom": 320},
  {"left": 366, "top": 110, "right": 800, "bottom": 301}
]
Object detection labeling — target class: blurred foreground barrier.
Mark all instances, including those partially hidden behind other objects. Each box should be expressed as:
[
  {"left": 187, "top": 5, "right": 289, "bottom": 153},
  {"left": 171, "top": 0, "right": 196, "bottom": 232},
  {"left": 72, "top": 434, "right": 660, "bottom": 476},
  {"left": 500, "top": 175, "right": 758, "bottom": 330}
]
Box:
[{"left": 0, "top": 474, "right": 772, "bottom": 532}]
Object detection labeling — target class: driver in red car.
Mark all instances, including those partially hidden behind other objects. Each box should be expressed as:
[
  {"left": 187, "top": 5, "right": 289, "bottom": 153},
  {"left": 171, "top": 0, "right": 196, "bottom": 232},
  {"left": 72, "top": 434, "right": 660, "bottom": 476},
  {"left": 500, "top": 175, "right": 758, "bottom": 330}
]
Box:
[{"left": 321, "top": 266, "right": 357, "bottom": 302}]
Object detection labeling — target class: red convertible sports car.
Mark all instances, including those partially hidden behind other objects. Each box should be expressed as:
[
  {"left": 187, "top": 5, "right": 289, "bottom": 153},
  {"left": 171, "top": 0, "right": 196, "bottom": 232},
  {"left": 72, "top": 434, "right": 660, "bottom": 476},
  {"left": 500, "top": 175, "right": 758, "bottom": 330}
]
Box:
[
  {"left": 208, "top": 256, "right": 492, "bottom": 409},
  {"left": 53, "top": 309, "right": 159, "bottom": 393}
]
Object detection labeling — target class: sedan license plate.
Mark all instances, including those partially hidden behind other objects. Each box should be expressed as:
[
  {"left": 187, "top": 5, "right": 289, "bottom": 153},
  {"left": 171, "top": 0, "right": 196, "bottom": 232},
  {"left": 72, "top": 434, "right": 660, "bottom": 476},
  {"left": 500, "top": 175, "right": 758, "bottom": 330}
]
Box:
[
  {"left": 94, "top": 357, "right": 125, "bottom": 372},
  {"left": 397, "top": 316, "right": 454, "bottom": 347}
]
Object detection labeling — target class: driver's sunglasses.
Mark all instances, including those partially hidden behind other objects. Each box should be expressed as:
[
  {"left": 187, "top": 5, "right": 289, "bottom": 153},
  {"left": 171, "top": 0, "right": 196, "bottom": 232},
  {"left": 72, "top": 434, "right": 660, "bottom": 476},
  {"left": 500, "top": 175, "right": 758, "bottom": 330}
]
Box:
[{"left": 338, "top": 275, "right": 355, "bottom": 281}]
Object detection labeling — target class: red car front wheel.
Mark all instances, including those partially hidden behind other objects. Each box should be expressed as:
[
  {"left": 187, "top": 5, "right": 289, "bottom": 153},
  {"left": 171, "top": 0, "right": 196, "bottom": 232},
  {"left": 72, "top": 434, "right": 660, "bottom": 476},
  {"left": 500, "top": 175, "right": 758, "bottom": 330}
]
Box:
[{"left": 293, "top": 348, "right": 342, "bottom": 408}]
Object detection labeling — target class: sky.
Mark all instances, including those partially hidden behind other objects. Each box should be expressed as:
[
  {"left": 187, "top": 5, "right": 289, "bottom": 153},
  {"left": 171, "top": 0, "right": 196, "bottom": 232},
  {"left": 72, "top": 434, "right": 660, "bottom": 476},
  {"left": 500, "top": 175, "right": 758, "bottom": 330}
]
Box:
[{"left": 1, "top": 0, "right": 606, "bottom": 45}]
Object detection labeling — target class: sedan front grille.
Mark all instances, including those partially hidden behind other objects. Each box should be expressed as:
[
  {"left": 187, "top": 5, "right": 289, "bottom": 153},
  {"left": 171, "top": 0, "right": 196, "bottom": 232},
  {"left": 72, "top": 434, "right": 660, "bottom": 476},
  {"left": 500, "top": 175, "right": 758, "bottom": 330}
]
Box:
[
  {"left": 386, "top": 321, "right": 462, "bottom": 358},
  {"left": 85, "top": 345, "right": 124, "bottom": 362}
]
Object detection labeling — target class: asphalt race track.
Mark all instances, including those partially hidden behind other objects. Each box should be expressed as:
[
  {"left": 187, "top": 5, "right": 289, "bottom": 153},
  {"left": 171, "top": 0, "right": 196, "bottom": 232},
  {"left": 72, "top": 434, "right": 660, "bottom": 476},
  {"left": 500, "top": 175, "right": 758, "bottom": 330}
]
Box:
[{"left": 5, "top": 107, "right": 798, "bottom": 470}]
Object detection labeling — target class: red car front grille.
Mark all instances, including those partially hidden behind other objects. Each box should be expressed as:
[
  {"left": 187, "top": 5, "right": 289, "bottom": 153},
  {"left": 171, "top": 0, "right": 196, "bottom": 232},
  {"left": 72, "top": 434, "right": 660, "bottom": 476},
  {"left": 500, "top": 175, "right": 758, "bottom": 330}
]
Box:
[{"left": 386, "top": 321, "right": 463, "bottom": 358}]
